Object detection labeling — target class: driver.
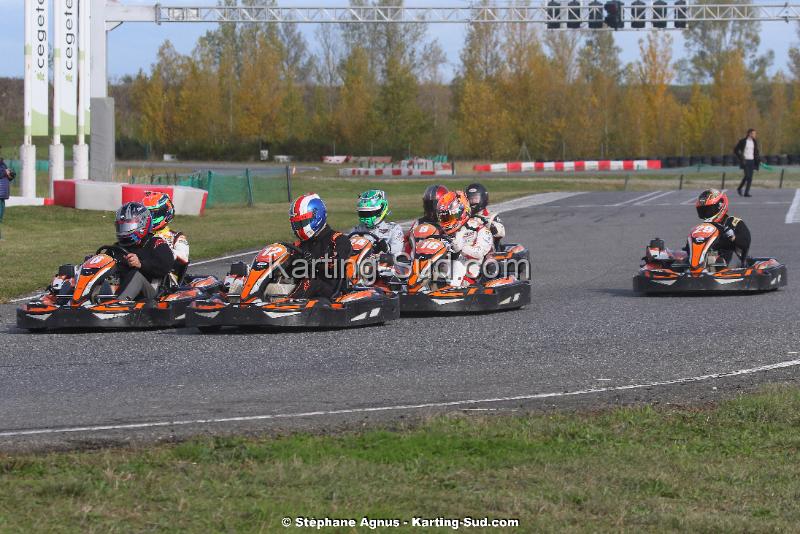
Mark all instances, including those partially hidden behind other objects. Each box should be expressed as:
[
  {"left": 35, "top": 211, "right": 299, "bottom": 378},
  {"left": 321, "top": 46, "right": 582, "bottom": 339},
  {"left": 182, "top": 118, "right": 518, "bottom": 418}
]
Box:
[
  {"left": 695, "top": 189, "right": 751, "bottom": 265},
  {"left": 142, "top": 191, "right": 189, "bottom": 284},
  {"left": 436, "top": 191, "right": 494, "bottom": 287},
  {"left": 114, "top": 202, "right": 174, "bottom": 301},
  {"left": 465, "top": 182, "right": 505, "bottom": 247},
  {"left": 406, "top": 184, "right": 449, "bottom": 254},
  {"left": 288, "top": 193, "right": 351, "bottom": 299},
  {"left": 349, "top": 189, "right": 404, "bottom": 256}
]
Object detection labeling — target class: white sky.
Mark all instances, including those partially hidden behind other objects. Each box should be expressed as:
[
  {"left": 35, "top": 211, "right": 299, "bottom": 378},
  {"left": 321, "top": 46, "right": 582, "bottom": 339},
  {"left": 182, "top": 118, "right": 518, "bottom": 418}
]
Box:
[{"left": 0, "top": 0, "right": 797, "bottom": 81}]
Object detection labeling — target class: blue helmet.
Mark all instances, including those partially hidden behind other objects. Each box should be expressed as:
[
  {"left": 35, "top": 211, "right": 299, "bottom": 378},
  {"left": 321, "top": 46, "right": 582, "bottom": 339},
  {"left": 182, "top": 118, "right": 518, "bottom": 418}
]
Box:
[{"left": 289, "top": 193, "right": 327, "bottom": 240}]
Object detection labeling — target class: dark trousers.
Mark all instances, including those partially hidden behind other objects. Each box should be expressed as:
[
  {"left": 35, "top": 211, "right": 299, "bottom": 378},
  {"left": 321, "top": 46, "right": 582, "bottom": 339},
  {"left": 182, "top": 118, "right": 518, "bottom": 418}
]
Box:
[{"left": 738, "top": 160, "right": 755, "bottom": 195}]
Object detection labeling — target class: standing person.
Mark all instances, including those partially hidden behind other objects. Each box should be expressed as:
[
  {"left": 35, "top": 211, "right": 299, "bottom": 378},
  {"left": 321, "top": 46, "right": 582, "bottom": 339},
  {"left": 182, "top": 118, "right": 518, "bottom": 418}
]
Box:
[
  {"left": 0, "top": 148, "right": 17, "bottom": 240},
  {"left": 734, "top": 129, "right": 760, "bottom": 197}
]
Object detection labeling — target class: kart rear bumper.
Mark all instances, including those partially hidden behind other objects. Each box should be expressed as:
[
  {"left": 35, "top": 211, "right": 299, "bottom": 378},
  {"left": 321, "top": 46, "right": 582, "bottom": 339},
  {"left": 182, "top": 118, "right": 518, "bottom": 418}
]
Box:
[
  {"left": 633, "top": 264, "right": 787, "bottom": 293},
  {"left": 186, "top": 292, "right": 399, "bottom": 330},
  {"left": 16, "top": 301, "right": 188, "bottom": 330},
  {"left": 400, "top": 281, "right": 530, "bottom": 314}
]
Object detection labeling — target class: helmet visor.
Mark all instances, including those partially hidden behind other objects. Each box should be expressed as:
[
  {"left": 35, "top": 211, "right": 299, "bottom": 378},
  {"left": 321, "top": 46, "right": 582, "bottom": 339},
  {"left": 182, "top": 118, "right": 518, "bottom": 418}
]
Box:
[
  {"left": 696, "top": 204, "right": 720, "bottom": 220},
  {"left": 358, "top": 207, "right": 382, "bottom": 226},
  {"left": 116, "top": 220, "right": 141, "bottom": 236},
  {"left": 467, "top": 191, "right": 482, "bottom": 207}
]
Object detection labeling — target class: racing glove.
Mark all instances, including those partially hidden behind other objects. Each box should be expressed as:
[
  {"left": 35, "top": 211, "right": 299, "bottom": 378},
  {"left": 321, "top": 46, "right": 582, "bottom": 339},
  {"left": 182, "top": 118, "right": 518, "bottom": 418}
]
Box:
[{"left": 723, "top": 226, "right": 736, "bottom": 241}]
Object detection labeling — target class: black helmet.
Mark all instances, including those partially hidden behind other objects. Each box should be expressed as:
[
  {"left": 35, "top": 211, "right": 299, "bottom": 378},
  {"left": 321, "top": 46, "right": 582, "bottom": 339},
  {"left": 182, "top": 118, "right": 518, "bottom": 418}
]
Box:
[
  {"left": 465, "top": 183, "right": 489, "bottom": 214},
  {"left": 115, "top": 202, "right": 152, "bottom": 246},
  {"left": 423, "top": 184, "right": 449, "bottom": 222}
]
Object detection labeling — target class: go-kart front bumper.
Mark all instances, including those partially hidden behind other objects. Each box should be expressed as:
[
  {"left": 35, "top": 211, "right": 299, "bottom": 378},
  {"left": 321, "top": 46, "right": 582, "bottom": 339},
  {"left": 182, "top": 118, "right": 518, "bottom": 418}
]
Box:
[
  {"left": 400, "top": 280, "right": 531, "bottom": 314},
  {"left": 633, "top": 262, "right": 787, "bottom": 294},
  {"left": 186, "top": 291, "right": 400, "bottom": 330},
  {"left": 16, "top": 300, "right": 189, "bottom": 330}
]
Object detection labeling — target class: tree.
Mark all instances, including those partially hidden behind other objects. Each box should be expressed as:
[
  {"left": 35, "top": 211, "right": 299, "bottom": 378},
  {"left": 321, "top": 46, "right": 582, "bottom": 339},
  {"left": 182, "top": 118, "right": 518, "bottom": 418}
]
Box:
[
  {"left": 334, "top": 46, "right": 379, "bottom": 153},
  {"left": 710, "top": 51, "right": 759, "bottom": 156},
  {"left": 633, "top": 33, "right": 681, "bottom": 155},
  {"left": 680, "top": 84, "right": 713, "bottom": 155},
  {"left": 578, "top": 32, "right": 622, "bottom": 157},
  {"left": 457, "top": 75, "right": 512, "bottom": 159},
  {"left": 677, "top": 0, "right": 773, "bottom": 82}
]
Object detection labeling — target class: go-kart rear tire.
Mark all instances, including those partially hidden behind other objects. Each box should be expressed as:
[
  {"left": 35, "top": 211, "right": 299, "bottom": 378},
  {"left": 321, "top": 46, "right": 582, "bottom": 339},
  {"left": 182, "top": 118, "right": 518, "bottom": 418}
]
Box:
[{"left": 198, "top": 325, "right": 222, "bottom": 334}]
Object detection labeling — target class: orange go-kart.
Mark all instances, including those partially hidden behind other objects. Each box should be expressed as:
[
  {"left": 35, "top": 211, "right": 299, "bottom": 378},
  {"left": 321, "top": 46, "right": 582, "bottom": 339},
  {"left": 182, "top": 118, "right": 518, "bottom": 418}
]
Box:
[
  {"left": 17, "top": 245, "right": 220, "bottom": 331},
  {"left": 185, "top": 241, "right": 399, "bottom": 332},
  {"left": 633, "top": 223, "right": 787, "bottom": 294},
  {"left": 400, "top": 226, "right": 530, "bottom": 314}
]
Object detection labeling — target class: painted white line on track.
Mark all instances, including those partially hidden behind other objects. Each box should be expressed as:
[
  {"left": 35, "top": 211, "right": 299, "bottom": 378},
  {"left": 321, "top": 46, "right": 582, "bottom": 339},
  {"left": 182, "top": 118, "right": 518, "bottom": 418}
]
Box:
[
  {"left": 633, "top": 190, "right": 674, "bottom": 205},
  {"left": 611, "top": 191, "right": 664, "bottom": 207},
  {"left": 2, "top": 358, "right": 798, "bottom": 439},
  {"left": 784, "top": 189, "right": 800, "bottom": 224}
]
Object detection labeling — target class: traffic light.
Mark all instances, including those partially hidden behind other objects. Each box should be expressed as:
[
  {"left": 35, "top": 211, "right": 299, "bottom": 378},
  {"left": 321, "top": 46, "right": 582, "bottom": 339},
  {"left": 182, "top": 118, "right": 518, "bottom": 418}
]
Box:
[
  {"left": 588, "top": 0, "right": 604, "bottom": 28},
  {"left": 631, "top": 0, "right": 645, "bottom": 28},
  {"left": 604, "top": 1, "right": 624, "bottom": 29},
  {"left": 653, "top": 0, "right": 667, "bottom": 28},
  {"left": 674, "top": 0, "right": 687, "bottom": 28},
  {"left": 547, "top": 1, "right": 562, "bottom": 29}
]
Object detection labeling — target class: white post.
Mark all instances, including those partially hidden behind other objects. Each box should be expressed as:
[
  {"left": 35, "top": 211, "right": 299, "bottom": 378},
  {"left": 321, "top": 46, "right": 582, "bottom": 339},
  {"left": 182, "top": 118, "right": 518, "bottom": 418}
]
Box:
[
  {"left": 73, "top": 0, "right": 90, "bottom": 181},
  {"left": 89, "top": 0, "right": 114, "bottom": 181},
  {"left": 20, "top": 0, "right": 38, "bottom": 198},
  {"left": 50, "top": 0, "right": 65, "bottom": 196}
]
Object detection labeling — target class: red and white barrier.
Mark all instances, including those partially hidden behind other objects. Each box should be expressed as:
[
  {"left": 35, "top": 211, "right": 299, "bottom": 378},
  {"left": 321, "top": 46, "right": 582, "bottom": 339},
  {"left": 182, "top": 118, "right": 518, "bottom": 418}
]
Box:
[
  {"left": 473, "top": 160, "right": 662, "bottom": 173},
  {"left": 53, "top": 181, "right": 208, "bottom": 216},
  {"left": 339, "top": 168, "right": 453, "bottom": 177}
]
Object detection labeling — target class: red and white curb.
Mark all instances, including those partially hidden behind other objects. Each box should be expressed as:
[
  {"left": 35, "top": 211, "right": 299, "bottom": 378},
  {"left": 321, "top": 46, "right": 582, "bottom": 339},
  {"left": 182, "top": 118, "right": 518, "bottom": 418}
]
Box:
[{"left": 474, "top": 160, "right": 662, "bottom": 173}]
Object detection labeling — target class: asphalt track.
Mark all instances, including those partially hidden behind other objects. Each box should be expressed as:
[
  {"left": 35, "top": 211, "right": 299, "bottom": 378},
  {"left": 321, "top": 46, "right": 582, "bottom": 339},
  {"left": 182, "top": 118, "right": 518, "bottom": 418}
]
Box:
[{"left": 2, "top": 189, "right": 799, "bottom": 451}]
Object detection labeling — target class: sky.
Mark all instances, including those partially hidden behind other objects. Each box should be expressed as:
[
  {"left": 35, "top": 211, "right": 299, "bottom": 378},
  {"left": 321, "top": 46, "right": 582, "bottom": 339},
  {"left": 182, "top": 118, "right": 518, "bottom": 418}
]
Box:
[{"left": 0, "top": 0, "right": 797, "bottom": 82}]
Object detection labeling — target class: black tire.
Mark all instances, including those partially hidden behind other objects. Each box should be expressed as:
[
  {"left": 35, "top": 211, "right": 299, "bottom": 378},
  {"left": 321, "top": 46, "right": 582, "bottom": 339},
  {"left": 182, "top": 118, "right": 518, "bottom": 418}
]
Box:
[{"left": 198, "top": 325, "right": 222, "bottom": 334}]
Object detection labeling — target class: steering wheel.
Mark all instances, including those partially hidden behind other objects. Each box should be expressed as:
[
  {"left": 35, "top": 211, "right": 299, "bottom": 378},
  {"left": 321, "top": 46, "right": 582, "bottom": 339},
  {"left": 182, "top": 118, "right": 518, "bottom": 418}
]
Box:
[
  {"left": 96, "top": 245, "right": 129, "bottom": 263},
  {"left": 347, "top": 231, "right": 389, "bottom": 253}
]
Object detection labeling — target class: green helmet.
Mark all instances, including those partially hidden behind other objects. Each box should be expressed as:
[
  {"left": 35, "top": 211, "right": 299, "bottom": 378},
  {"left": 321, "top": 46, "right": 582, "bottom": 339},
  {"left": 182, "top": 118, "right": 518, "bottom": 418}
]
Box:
[{"left": 356, "top": 189, "right": 389, "bottom": 229}]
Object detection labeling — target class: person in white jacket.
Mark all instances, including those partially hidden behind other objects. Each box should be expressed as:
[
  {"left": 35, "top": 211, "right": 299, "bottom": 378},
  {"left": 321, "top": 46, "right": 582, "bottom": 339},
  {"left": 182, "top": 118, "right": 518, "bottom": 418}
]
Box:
[{"left": 436, "top": 190, "right": 494, "bottom": 287}]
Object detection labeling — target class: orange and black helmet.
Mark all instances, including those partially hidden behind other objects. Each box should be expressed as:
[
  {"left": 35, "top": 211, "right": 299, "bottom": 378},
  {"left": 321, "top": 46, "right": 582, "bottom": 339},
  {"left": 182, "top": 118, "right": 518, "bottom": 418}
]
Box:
[
  {"left": 142, "top": 191, "right": 175, "bottom": 231},
  {"left": 696, "top": 189, "right": 728, "bottom": 223},
  {"left": 436, "top": 191, "right": 470, "bottom": 235}
]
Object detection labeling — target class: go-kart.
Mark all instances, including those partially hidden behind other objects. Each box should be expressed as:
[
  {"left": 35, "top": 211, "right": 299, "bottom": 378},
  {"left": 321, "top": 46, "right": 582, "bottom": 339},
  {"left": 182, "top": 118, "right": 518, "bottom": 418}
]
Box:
[
  {"left": 185, "top": 241, "right": 399, "bottom": 331},
  {"left": 633, "top": 223, "right": 787, "bottom": 294},
  {"left": 407, "top": 221, "right": 530, "bottom": 280},
  {"left": 400, "top": 233, "right": 530, "bottom": 314},
  {"left": 17, "top": 245, "right": 221, "bottom": 331}
]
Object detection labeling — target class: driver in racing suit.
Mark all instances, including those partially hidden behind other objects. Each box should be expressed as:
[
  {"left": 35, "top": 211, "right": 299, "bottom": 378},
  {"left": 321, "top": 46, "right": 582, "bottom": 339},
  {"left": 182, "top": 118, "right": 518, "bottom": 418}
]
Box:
[
  {"left": 115, "top": 202, "right": 175, "bottom": 301},
  {"left": 406, "top": 184, "right": 449, "bottom": 256},
  {"left": 142, "top": 191, "right": 190, "bottom": 285},
  {"left": 437, "top": 191, "right": 494, "bottom": 287},
  {"left": 349, "top": 189, "right": 404, "bottom": 257},
  {"left": 694, "top": 189, "right": 751, "bottom": 265},
  {"left": 288, "top": 193, "right": 351, "bottom": 299},
  {"left": 465, "top": 182, "right": 505, "bottom": 249}
]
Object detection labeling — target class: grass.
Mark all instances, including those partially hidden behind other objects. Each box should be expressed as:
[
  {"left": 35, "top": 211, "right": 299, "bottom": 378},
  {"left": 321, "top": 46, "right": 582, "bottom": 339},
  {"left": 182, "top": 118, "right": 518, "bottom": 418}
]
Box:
[{"left": 1, "top": 386, "right": 799, "bottom": 531}]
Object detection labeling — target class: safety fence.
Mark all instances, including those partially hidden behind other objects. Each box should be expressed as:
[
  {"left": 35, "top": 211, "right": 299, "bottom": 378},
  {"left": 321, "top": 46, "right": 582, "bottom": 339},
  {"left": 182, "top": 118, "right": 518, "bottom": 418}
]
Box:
[{"left": 129, "top": 169, "right": 292, "bottom": 208}]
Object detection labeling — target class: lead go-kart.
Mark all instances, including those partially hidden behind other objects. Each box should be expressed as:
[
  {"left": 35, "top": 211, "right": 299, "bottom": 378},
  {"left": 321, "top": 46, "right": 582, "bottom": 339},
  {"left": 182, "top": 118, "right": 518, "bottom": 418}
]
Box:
[
  {"left": 185, "top": 239, "right": 399, "bottom": 331},
  {"left": 399, "top": 222, "right": 531, "bottom": 313},
  {"left": 633, "top": 222, "right": 787, "bottom": 294},
  {"left": 16, "top": 245, "right": 221, "bottom": 331}
]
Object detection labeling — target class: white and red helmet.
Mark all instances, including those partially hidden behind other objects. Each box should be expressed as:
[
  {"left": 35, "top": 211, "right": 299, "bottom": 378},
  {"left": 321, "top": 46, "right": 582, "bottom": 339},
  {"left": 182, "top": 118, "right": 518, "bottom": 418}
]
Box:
[{"left": 289, "top": 193, "right": 328, "bottom": 241}]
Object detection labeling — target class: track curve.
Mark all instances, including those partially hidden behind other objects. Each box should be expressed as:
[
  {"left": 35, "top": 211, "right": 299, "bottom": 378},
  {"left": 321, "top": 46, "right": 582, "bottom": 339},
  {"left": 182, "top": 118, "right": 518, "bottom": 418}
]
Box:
[{"left": 2, "top": 189, "right": 799, "bottom": 450}]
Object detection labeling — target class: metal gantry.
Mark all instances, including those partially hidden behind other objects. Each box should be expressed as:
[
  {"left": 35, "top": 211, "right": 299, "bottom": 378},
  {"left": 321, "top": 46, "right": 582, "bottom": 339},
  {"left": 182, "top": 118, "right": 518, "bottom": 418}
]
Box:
[{"left": 110, "top": 3, "right": 800, "bottom": 27}]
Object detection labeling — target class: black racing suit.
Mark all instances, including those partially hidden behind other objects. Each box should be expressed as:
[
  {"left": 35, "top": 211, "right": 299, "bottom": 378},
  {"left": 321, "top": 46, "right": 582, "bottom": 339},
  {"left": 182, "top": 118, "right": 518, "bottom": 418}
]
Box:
[
  {"left": 117, "top": 235, "right": 175, "bottom": 300},
  {"left": 289, "top": 225, "right": 351, "bottom": 299},
  {"left": 714, "top": 215, "right": 751, "bottom": 265}
]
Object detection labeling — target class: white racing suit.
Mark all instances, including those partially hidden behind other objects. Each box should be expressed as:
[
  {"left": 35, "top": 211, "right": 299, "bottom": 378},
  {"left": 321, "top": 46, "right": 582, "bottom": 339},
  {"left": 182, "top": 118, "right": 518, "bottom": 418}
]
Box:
[
  {"left": 448, "top": 217, "right": 494, "bottom": 287},
  {"left": 349, "top": 220, "right": 405, "bottom": 257},
  {"left": 473, "top": 208, "right": 505, "bottom": 247},
  {"left": 154, "top": 226, "right": 190, "bottom": 285}
]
